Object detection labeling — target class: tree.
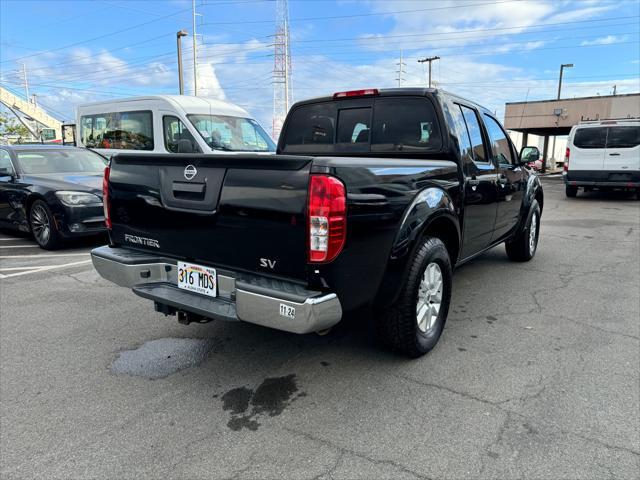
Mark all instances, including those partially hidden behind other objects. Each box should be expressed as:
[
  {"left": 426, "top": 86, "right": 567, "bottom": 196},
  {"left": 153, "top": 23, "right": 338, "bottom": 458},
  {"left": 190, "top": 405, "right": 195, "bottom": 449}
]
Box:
[{"left": 0, "top": 110, "right": 32, "bottom": 140}]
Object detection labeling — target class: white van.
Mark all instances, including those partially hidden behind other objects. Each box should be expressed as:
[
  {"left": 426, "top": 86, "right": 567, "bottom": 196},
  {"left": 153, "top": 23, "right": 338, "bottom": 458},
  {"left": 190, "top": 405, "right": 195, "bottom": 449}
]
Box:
[
  {"left": 564, "top": 119, "right": 640, "bottom": 197},
  {"left": 76, "top": 95, "right": 275, "bottom": 157}
]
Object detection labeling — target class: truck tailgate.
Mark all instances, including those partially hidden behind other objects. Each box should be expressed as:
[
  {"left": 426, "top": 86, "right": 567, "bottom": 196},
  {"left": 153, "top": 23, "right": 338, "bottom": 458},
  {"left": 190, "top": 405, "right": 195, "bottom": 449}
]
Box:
[{"left": 108, "top": 154, "right": 313, "bottom": 281}]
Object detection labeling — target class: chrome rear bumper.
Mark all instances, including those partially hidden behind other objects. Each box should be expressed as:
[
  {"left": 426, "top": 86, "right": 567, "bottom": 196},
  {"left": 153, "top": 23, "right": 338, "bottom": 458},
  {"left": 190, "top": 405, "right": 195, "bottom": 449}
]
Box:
[{"left": 91, "top": 246, "right": 342, "bottom": 334}]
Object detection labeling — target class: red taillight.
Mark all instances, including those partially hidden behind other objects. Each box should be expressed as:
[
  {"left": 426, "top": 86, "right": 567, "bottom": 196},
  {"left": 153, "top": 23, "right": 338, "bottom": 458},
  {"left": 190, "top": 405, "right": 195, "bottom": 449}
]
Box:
[
  {"left": 308, "top": 175, "right": 346, "bottom": 263},
  {"left": 563, "top": 147, "right": 570, "bottom": 172},
  {"left": 333, "top": 88, "right": 379, "bottom": 99},
  {"left": 102, "top": 166, "right": 112, "bottom": 229}
]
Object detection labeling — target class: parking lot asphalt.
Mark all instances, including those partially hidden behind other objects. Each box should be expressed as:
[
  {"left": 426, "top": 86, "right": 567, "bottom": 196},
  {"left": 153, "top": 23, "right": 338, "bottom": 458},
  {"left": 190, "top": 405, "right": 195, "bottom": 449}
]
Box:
[{"left": 1, "top": 177, "right": 638, "bottom": 480}]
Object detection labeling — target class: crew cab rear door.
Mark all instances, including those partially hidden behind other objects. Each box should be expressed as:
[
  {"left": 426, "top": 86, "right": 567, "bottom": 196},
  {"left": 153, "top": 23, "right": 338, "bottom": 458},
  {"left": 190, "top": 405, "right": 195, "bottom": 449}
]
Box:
[{"left": 450, "top": 103, "right": 499, "bottom": 259}]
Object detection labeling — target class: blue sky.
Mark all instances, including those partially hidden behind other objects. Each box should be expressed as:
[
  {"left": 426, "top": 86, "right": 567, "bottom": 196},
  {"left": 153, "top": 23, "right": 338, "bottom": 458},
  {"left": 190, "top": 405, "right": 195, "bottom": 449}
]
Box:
[{"left": 1, "top": 0, "right": 639, "bottom": 131}]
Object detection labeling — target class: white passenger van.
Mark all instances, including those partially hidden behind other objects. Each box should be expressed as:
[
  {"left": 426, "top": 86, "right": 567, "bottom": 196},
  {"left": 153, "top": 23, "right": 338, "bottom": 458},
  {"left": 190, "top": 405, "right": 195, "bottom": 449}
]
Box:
[
  {"left": 76, "top": 95, "right": 275, "bottom": 157},
  {"left": 564, "top": 118, "right": 640, "bottom": 198}
]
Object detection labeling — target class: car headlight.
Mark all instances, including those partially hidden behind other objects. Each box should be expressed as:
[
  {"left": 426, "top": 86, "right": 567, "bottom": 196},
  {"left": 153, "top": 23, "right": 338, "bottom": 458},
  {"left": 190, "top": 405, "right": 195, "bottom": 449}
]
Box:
[{"left": 55, "top": 191, "right": 102, "bottom": 207}]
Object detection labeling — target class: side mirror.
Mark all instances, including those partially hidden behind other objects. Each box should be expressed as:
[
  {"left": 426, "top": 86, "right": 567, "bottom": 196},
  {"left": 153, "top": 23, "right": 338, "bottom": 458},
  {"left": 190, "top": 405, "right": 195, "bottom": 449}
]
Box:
[
  {"left": 177, "top": 139, "right": 194, "bottom": 154},
  {"left": 0, "top": 166, "right": 14, "bottom": 176},
  {"left": 519, "top": 146, "right": 540, "bottom": 164}
]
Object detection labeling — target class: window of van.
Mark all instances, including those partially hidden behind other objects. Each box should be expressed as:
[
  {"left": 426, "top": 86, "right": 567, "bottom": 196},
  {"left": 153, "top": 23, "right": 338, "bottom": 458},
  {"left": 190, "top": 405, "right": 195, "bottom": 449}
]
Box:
[
  {"left": 163, "top": 116, "right": 201, "bottom": 153},
  {"left": 573, "top": 127, "right": 607, "bottom": 149},
  {"left": 606, "top": 126, "right": 640, "bottom": 149},
  {"left": 187, "top": 115, "right": 275, "bottom": 152},
  {"left": 80, "top": 110, "right": 153, "bottom": 150}
]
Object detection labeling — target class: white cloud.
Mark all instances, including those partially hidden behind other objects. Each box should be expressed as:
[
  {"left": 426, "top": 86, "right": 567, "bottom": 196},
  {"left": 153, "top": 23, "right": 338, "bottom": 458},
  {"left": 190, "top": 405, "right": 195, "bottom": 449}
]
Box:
[{"left": 580, "top": 35, "right": 627, "bottom": 46}]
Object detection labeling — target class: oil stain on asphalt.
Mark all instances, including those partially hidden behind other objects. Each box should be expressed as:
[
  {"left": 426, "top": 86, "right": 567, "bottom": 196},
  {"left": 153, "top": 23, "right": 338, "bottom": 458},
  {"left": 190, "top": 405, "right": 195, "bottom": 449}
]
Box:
[
  {"left": 111, "top": 337, "right": 214, "bottom": 379},
  {"left": 220, "top": 374, "right": 306, "bottom": 431}
]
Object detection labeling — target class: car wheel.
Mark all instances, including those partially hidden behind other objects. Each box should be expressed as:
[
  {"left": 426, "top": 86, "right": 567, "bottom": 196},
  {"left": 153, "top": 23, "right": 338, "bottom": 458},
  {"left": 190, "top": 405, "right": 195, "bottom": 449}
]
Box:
[
  {"left": 505, "top": 200, "right": 540, "bottom": 262},
  {"left": 29, "top": 200, "right": 62, "bottom": 250},
  {"left": 376, "top": 237, "right": 452, "bottom": 358},
  {"left": 565, "top": 185, "right": 578, "bottom": 197}
]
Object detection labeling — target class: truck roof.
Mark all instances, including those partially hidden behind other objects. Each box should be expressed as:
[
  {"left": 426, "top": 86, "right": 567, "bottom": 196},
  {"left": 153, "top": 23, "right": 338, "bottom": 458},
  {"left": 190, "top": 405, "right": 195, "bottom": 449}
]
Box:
[
  {"left": 290, "top": 87, "right": 492, "bottom": 114},
  {"left": 76, "top": 95, "right": 251, "bottom": 118}
]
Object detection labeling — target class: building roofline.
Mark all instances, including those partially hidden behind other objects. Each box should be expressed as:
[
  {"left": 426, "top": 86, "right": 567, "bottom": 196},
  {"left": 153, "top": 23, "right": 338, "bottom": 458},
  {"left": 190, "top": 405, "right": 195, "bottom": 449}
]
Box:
[{"left": 505, "top": 92, "right": 639, "bottom": 105}]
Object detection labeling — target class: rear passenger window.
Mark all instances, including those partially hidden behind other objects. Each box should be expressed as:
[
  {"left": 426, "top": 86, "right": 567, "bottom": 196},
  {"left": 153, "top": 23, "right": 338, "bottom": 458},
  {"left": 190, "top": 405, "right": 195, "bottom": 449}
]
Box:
[
  {"left": 573, "top": 128, "right": 607, "bottom": 149},
  {"left": 459, "top": 105, "right": 487, "bottom": 162},
  {"left": 449, "top": 104, "right": 474, "bottom": 163},
  {"left": 163, "top": 116, "right": 200, "bottom": 153},
  {"left": 606, "top": 126, "right": 640, "bottom": 148},
  {"left": 336, "top": 108, "right": 371, "bottom": 148},
  {"left": 80, "top": 110, "right": 154, "bottom": 150},
  {"left": 283, "top": 103, "right": 337, "bottom": 153},
  {"left": 371, "top": 98, "right": 441, "bottom": 152},
  {"left": 483, "top": 114, "right": 514, "bottom": 165}
]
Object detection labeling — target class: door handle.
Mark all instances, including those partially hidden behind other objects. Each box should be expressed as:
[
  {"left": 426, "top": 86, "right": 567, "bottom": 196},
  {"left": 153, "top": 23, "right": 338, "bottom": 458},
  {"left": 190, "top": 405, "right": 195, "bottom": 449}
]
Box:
[
  {"left": 609, "top": 153, "right": 621, "bottom": 156},
  {"left": 498, "top": 176, "right": 508, "bottom": 184},
  {"left": 467, "top": 178, "right": 480, "bottom": 186}
]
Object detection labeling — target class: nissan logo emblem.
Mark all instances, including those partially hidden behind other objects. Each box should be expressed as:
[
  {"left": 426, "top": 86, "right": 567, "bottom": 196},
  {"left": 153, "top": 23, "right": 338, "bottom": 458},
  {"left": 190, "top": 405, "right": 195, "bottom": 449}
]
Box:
[{"left": 184, "top": 164, "right": 197, "bottom": 180}]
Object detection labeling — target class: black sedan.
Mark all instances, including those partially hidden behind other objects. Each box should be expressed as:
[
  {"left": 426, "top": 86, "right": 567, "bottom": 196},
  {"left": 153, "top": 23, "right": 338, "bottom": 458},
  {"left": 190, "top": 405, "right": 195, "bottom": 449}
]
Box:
[{"left": 0, "top": 145, "right": 108, "bottom": 249}]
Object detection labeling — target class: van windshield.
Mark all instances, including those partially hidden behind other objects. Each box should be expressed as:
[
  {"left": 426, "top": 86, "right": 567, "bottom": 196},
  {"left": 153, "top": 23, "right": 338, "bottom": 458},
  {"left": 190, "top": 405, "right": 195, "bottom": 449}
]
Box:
[{"left": 187, "top": 115, "right": 276, "bottom": 152}]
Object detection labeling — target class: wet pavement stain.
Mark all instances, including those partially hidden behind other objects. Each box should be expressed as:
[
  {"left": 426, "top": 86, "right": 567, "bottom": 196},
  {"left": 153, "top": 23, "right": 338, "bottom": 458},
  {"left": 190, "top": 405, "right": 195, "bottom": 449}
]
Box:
[
  {"left": 220, "top": 374, "right": 304, "bottom": 431},
  {"left": 110, "top": 337, "right": 214, "bottom": 379}
]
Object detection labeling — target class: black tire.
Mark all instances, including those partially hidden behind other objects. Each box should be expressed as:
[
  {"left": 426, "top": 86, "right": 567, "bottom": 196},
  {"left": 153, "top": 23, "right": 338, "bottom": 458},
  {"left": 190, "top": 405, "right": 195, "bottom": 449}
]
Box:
[
  {"left": 29, "top": 200, "right": 62, "bottom": 250},
  {"left": 376, "top": 237, "right": 452, "bottom": 358},
  {"left": 505, "top": 200, "right": 540, "bottom": 262},
  {"left": 565, "top": 185, "right": 578, "bottom": 197}
]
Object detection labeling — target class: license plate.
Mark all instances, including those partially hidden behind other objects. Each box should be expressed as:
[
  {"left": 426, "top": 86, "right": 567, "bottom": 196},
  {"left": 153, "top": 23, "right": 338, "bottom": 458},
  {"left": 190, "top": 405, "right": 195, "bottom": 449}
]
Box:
[{"left": 177, "top": 261, "right": 217, "bottom": 298}]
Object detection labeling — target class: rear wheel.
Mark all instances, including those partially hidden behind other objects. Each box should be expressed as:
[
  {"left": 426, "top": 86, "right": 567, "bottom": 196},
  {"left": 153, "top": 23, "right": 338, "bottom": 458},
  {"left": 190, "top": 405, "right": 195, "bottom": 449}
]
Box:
[
  {"left": 505, "top": 200, "right": 540, "bottom": 262},
  {"left": 376, "top": 237, "right": 452, "bottom": 358},
  {"left": 565, "top": 185, "right": 578, "bottom": 197},
  {"left": 29, "top": 200, "right": 62, "bottom": 250}
]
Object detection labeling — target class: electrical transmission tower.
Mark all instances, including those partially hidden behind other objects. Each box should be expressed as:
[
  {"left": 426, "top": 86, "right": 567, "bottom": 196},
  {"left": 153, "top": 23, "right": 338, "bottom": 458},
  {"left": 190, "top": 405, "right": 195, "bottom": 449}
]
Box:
[
  {"left": 396, "top": 51, "right": 406, "bottom": 87},
  {"left": 272, "top": 0, "right": 292, "bottom": 140}
]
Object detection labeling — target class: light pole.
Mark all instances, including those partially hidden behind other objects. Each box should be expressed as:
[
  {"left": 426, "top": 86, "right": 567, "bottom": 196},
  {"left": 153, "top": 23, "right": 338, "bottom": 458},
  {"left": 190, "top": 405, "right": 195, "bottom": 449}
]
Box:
[
  {"left": 550, "top": 63, "right": 573, "bottom": 170},
  {"left": 176, "top": 30, "right": 188, "bottom": 95},
  {"left": 557, "top": 63, "right": 573, "bottom": 100}
]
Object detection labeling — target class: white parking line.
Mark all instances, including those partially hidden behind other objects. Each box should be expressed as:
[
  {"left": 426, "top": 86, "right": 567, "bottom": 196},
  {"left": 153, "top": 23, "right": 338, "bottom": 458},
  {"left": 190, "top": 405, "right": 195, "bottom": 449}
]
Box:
[
  {"left": 0, "top": 253, "right": 89, "bottom": 259},
  {"left": 0, "top": 245, "right": 40, "bottom": 248},
  {"left": 0, "top": 238, "right": 26, "bottom": 241},
  {"left": 0, "top": 266, "right": 53, "bottom": 271},
  {"left": 0, "top": 260, "right": 92, "bottom": 278}
]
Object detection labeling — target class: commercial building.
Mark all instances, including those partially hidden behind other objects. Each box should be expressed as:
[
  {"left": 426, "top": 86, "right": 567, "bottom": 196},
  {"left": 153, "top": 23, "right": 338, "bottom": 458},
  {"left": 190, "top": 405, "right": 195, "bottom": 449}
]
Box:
[{"left": 504, "top": 93, "right": 640, "bottom": 169}]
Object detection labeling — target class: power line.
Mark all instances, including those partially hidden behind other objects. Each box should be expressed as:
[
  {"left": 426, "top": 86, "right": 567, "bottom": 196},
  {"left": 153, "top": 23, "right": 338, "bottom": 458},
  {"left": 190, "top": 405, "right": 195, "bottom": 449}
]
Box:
[
  {"left": 201, "top": 0, "right": 524, "bottom": 25},
  {"left": 0, "top": 6, "right": 193, "bottom": 64},
  {"left": 290, "top": 15, "right": 640, "bottom": 44}
]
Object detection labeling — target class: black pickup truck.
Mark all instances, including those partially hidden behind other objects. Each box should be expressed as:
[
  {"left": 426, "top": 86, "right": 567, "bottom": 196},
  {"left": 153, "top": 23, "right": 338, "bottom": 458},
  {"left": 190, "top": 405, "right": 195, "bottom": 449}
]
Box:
[{"left": 91, "top": 88, "right": 543, "bottom": 357}]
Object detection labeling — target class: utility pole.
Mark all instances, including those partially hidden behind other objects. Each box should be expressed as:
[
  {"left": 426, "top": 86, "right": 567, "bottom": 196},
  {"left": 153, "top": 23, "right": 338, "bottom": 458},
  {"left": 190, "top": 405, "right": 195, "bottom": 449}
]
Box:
[
  {"left": 396, "top": 51, "right": 406, "bottom": 87},
  {"left": 176, "top": 30, "right": 188, "bottom": 95},
  {"left": 21, "top": 63, "right": 29, "bottom": 100},
  {"left": 418, "top": 56, "right": 440, "bottom": 88},
  {"left": 192, "top": 0, "right": 198, "bottom": 96}
]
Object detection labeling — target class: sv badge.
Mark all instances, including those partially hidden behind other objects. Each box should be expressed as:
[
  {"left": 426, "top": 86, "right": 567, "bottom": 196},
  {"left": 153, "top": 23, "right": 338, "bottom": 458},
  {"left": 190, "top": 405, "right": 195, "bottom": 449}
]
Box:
[{"left": 260, "top": 258, "right": 277, "bottom": 269}]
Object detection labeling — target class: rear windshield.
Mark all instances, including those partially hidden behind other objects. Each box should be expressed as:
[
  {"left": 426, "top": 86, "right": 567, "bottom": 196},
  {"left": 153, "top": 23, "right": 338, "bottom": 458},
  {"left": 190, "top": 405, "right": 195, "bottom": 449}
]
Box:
[
  {"left": 573, "top": 127, "right": 607, "bottom": 149},
  {"left": 573, "top": 126, "right": 640, "bottom": 149},
  {"left": 17, "top": 149, "right": 107, "bottom": 174},
  {"left": 606, "top": 126, "right": 640, "bottom": 149},
  {"left": 282, "top": 96, "right": 442, "bottom": 154}
]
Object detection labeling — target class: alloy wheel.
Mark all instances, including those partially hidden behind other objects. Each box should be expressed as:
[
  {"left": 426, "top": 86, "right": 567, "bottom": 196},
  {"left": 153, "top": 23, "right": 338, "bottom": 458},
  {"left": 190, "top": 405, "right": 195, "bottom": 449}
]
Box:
[{"left": 416, "top": 262, "right": 443, "bottom": 333}]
